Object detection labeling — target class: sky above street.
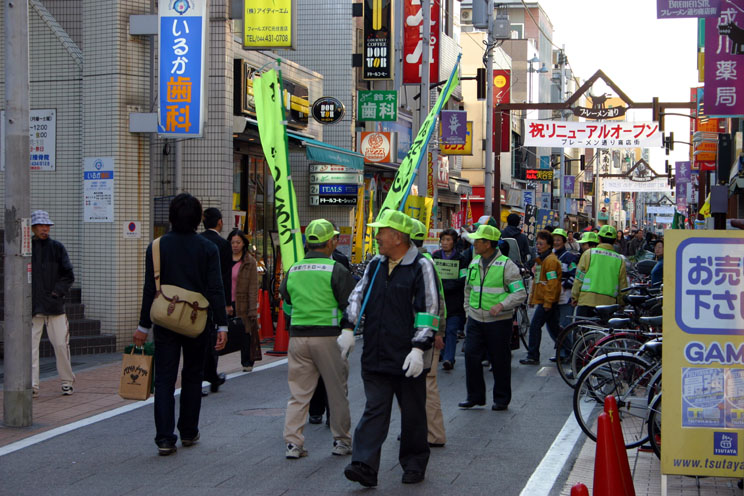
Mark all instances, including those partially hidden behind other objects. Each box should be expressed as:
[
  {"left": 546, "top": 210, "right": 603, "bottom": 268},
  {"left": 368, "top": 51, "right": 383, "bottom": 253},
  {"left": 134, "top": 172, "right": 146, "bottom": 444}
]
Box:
[{"left": 530, "top": 0, "right": 700, "bottom": 173}]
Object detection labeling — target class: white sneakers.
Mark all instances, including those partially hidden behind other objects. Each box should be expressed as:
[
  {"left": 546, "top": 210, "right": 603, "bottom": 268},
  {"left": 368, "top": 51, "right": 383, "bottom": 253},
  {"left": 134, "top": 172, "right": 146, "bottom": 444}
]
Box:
[
  {"left": 332, "top": 440, "right": 352, "bottom": 456},
  {"left": 285, "top": 443, "right": 308, "bottom": 459}
]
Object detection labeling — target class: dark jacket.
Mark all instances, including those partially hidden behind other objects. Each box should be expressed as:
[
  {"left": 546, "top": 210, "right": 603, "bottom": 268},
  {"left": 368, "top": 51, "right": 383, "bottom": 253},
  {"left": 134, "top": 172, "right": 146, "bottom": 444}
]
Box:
[
  {"left": 431, "top": 248, "right": 468, "bottom": 316},
  {"left": 32, "top": 237, "right": 74, "bottom": 315},
  {"left": 332, "top": 248, "right": 351, "bottom": 270},
  {"left": 501, "top": 225, "right": 530, "bottom": 266},
  {"left": 201, "top": 229, "right": 232, "bottom": 308},
  {"left": 138, "top": 231, "right": 228, "bottom": 330},
  {"left": 346, "top": 244, "right": 439, "bottom": 375},
  {"left": 279, "top": 251, "right": 356, "bottom": 337}
]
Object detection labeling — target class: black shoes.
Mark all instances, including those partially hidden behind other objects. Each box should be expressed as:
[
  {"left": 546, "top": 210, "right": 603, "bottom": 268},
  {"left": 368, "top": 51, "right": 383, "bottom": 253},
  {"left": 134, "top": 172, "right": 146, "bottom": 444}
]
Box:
[
  {"left": 548, "top": 356, "right": 558, "bottom": 363},
  {"left": 519, "top": 357, "right": 540, "bottom": 365},
  {"left": 344, "top": 462, "right": 378, "bottom": 487},
  {"left": 210, "top": 373, "right": 226, "bottom": 393},
  {"left": 492, "top": 404, "right": 508, "bottom": 411},
  {"left": 308, "top": 415, "right": 323, "bottom": 424},
  {"left": 458, "top": 400, "right": 486, "bottom": 409},
  {"left": 402, "top": 470, "right": 425, "bottom": 484},
  {"left": 181, "top": 432, "right": 200, "bottom": 447},
  {"left": 157, "top": 442, "right": 177, "bottom": 456},
  {"left": 428, "top": 442, "right": 445, "bottom": 448},
  {"left": 441, "top": 360, "right": 454, "bottom": 371}
]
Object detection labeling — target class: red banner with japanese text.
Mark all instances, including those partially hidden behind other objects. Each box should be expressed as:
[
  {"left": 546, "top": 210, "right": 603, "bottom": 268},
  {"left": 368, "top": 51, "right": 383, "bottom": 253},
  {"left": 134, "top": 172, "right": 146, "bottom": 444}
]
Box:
[{"left": 403, "top": 0, "right": 440, "bottom": 84}]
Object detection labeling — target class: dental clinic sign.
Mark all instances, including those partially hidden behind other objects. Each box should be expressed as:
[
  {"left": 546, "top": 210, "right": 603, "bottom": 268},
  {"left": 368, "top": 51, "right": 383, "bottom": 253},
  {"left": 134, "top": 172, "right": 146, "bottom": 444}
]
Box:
[
  {"left": 662, "top": 230, "right": 744, "bottom": 478},
  {"left": 158, "top": 0, "right": 207, "bottom": 137}
]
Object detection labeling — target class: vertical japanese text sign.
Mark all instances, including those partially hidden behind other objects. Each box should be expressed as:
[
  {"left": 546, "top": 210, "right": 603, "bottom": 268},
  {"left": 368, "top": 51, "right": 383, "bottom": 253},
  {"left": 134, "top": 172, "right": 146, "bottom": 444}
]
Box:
[
  {"left": 363, "top": 0, "right": 393, "bottom": 80},
  {"left": 493, "top": 70, "right": 511, "bottom": 152},
  {"left": 676, "top": 161, "right": 691, "bottom": 214},
  {"left": 243, "top": 0, "right": 295, "bottom": 49},
  {"left": 704, "top": 2, "right": 744, "bottom": 116},
  {"left": 403, "top": 0, "right": 440, "bottom": 84},
  {"left": 158, "top": 0, "right": 208, "bottom": 137},
  {"left": 661, "top": 231, "right": 744, "bottom": 478}
]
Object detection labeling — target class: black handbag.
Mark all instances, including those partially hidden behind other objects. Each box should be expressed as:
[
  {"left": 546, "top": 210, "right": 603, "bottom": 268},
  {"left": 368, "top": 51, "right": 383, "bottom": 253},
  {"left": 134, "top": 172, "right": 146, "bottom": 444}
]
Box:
[{"left": 218, "top": 317, "right": 247, "bottom": 356}]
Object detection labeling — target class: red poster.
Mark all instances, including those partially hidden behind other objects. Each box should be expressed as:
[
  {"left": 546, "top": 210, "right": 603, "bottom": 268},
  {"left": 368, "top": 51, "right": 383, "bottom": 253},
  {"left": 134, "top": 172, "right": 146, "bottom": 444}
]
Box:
[
  {"left": 403, "top": 0, "right": 440, "bottom": 85},
  {"left": 493, "top": 70, "right": 511, "bottom": 152}
]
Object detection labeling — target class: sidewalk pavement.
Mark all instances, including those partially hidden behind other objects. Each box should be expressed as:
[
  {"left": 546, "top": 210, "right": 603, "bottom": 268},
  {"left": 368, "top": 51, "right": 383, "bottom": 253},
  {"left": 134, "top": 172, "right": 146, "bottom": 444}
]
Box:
[{"left": 1, "top": 349, "right": 742, "bottom": 495}]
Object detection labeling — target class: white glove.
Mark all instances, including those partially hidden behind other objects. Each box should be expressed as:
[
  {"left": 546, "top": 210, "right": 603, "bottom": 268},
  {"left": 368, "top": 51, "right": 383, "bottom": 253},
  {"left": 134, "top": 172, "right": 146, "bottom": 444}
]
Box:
[
  {"left": 337, "top": 329, "right": 355, "bottom": 359},
  {"left": 402, "top": 348, "right": 424, "bottom": 378}
]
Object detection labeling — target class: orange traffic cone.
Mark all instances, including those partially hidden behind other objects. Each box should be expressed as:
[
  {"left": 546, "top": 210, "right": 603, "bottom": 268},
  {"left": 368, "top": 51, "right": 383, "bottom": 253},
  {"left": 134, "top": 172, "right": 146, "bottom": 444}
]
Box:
[
  {"left": 259, "top": 289, "right": 273, "bottom": 340},
  {"left": 593, "top": 412, "right": 632, "bottom": 496},
  {"left": 266, "top": 300, "right": 288, "bottom": 356},
  {"left": 570, "top": 483, "right": 589, "bottom": 496},
  {"left": 604, "top": 396, "right": 636, "bottom": 496}
]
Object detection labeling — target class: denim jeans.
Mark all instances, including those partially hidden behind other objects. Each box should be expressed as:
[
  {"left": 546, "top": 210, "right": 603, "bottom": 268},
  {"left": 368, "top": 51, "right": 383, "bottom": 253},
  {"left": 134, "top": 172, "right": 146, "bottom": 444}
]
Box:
[
  {"left": 525, "top": 304, "right": 560, "bottom": 360},
  {"left": 442, "top": 313, "right": 465, "bottom": 364}
]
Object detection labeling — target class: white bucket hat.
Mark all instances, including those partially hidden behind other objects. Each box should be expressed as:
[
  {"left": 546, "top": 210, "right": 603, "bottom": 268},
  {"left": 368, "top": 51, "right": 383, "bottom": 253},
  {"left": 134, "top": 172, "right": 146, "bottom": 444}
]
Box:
[{"left": 31, "top": 210, "right": 54, "bottom": 226}]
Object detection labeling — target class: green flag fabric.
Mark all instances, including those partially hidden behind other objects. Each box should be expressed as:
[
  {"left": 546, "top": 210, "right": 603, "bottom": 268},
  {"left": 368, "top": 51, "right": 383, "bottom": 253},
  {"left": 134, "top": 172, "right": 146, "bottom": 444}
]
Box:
[
  {"left": 378, "top": 57, "right": 461, "bottom": 218},
  {"left": 253, "top": 69, "right": 303, "bottom": 272}
]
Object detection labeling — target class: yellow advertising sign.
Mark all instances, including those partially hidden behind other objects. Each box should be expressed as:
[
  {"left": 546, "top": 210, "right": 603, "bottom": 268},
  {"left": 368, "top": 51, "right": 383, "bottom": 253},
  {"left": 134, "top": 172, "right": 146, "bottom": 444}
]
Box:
[
  {"left": 403, "top": 195, "right": 433, "bottom": 232},
  {"left": 243, "top": 0, "right": 294, "bottom": 49},
  {"left": 661, "top": 230, "right": 744, "bottom": 477},
  {"left": 440, "top": 121, "right": 473, "bottom": 155}
]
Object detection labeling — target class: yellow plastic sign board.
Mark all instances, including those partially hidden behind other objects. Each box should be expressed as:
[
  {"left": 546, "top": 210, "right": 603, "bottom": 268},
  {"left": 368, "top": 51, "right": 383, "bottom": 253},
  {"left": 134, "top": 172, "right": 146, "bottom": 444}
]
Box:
[{"left": 661, "top": 230, "right": 744, "bottom": 477}]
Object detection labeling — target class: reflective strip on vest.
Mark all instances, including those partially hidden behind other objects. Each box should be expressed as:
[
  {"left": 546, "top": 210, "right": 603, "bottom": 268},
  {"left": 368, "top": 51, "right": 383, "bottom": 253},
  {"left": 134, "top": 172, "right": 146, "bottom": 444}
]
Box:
[
  {"left": 467, "top": 255, "right": 510, "bottom": 310},
  {"left": 285, "top": 259, "right": 339, "bottom": 326},
  {"left": 580, "top": 248, "right": 623, "bottom": 298},
  {"left": 415, "top": 312, "right": 439, "bottom": 329}
]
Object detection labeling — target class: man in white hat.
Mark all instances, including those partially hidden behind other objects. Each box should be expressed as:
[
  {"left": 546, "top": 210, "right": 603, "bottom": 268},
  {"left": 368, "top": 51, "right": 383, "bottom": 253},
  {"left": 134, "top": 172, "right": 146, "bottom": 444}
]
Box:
[{"left": 30, "top": 210, "right": 75, "bottom": 397}]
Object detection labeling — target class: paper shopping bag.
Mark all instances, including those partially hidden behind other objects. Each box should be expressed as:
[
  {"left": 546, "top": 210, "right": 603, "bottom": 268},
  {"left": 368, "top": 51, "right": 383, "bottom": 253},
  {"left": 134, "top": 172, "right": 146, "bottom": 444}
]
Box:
[{"left": 118, "top": 347, "right": 154, "bottom": 400}]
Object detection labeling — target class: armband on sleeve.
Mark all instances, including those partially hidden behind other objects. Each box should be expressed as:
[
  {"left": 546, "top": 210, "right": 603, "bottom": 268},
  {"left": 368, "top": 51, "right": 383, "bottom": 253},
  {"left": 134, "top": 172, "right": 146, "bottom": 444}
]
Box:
[
  {"left": 575, "top": 270, "right": 585, "bottom": 282},
  {"left": 414, "top": 312, "right": 440, "bottom": 330},
  {"left": 546, "top": 271, "right": 558, "bottom": 281},
  {"left": 508, "top": 280, "right": 525, "bottom": 293},
  {"left": 283, "top": 302, "right": 292, "bottom": 316}
]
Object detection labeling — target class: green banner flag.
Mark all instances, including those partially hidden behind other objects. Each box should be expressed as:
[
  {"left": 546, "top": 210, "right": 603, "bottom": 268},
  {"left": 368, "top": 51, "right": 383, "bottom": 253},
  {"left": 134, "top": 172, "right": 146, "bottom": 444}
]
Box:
[
  {"left": 253, "top": 69, "right": 303, "bottom": 272},
  {"left": 378, "top": 56, "right": 460, "bottom": 218}
]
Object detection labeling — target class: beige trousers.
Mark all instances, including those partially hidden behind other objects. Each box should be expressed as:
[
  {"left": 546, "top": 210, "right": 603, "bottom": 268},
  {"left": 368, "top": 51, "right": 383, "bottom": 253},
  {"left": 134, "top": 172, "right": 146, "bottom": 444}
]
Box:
[
  {"left": 284, "top": 336, "right": 351, "bottom": 447},
  {"left": 426, "top": 348, "right": 446, "bottom": 445},
  {"left": 32, "top": 314, "right": 75, "bottom": 389}
]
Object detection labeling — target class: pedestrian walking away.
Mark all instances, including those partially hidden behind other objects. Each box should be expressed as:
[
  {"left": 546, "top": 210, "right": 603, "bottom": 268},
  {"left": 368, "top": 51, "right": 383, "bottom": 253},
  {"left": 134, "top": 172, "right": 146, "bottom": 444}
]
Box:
[
  {"left": 133, "top": 193, "right": 229, "bottom": 456},
  {"left": 278, "top": 218, "right": 357, "bottom": 460},
  {"left": 343, "top": 210, "right": 440, "bottom": 487},
  {"left": 460, "top": 225, "right": 527, "bottom": 411},
  {"left": 30, "top": 210, "right": 76, "bottom": 398},
  {"left": 520, "top": 230, "right": 562, "bottom": 366},
  {"left": 200, "top": 207, "right": 232, "bottom": 396},
  {"left": 571, "top": 225, "right": 628, "bottom": 318}
]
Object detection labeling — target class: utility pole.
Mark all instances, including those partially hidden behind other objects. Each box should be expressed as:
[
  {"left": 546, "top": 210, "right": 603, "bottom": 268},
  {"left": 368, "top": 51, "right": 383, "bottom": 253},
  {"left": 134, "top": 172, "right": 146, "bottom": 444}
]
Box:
[
  {"left": 483, "top": 0, "right": 495, "bottom": 217},
  {"left": 417, "top": 0, "right": 431, "bottom": 196},
  {"left": 557, "top": 46, "right": 566, "bottom": 228},
  {"left": 4, "top": 0, "right": 33, "bottom": 426}
]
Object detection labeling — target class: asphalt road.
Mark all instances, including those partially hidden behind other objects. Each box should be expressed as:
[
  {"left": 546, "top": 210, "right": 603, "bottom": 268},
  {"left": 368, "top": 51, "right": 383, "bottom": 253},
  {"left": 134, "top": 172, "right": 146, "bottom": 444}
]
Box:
[{"left": 0, "top": 336, "right": 577, "bottom": 496}]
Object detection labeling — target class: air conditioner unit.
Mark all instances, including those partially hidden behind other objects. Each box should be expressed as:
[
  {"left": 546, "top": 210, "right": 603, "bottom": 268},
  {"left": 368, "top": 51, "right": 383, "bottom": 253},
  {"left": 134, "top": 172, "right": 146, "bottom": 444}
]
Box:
[{"left": 461, "top": 8, "right": 472, "bottom": 22}]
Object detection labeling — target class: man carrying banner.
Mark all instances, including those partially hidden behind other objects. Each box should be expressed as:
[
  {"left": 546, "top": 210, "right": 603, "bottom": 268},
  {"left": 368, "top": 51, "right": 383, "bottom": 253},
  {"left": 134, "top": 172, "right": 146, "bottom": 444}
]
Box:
[{"left": 343, "top": 210, "right": 440, "bottom": 487}]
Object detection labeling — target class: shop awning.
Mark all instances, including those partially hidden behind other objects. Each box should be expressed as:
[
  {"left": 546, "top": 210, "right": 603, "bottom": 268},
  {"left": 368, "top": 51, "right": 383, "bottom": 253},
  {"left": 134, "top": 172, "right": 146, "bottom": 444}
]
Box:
[{"left": 287, "top": 131, "right": 364, "bottom": 171}]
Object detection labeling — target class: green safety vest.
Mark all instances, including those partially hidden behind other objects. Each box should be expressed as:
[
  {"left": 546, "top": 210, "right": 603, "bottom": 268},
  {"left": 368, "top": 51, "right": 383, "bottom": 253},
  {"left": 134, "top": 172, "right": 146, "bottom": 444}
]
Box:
[
  {"left": 285, "top": 258, "right": 340, "bottom": 327},
  {"left": 467, "top": 255, "right": 518, "bottom": 310},
  {"left": 423, "top": 252, "right": 447, "bottom": 320},
  {"left": 579, "top": 247, "right": 624, "bottom": 298}
]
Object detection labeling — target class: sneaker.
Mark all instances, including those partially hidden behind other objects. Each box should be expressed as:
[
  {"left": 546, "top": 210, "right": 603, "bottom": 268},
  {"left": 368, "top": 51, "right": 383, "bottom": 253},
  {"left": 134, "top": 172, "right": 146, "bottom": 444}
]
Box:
[
  {"left": 157, "top": 442, "right": 177, "bottom": 456},
  {"left": 61, "top": 384, "right": 74, "bottom": 395},
  {"left": 285, "top": 443, "right": 308, "bottom": 459},
  {"left": 32, "top": 389, "right": 39, "bottom": 398},
  {"left": 242, "top": 365, "right": 253, "bottom": 372},
  {"left": 332, "top": 440, "right": 352, "bottom": 456},
  {"left": 181, "top": 432, "right": 200, "bottom": 447},
  {"left": 519, "top": 357, "right": 540, "bottom": 366},
  {"left": 441, "top": 360, "right": 453, "bottom": 371}
]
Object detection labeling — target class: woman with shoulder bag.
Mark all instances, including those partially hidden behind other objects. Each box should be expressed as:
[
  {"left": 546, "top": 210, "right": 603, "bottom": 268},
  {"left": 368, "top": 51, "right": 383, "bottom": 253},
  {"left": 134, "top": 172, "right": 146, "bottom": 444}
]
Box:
[{"left": 228, "top": 229, "right": 261, "bottom": 371}]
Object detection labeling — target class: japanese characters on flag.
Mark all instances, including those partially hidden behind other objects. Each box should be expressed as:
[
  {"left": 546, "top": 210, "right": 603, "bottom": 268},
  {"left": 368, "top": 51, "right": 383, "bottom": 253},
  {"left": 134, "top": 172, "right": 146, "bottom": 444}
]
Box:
[
  {"left": 524, "top": 120, "right": 663, "bottom": 148},
  {"left": 676, "top": 161, "right": 691, "bottom": 214},
  {"left": 704, "top": 2, "right": 744, "bottom": 116},
  {"left": 403, "top": 0, "right": 440, "bottom": 84},
  {"left": 158, "top": 0, "right": 207, "bottom": 137}
]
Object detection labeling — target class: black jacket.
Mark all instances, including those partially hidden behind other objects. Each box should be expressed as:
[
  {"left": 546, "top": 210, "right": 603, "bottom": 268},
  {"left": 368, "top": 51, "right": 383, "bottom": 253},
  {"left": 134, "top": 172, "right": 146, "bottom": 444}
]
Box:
[
  {"left": 139, "top": 231, "right": 228, "bottom": 330},
  {"left": 32, "top": 237, "right": 74, "bottom": 315},
  {"left": 332, "top": 249, "right": 351, "bottom": 270},
  {"left": 201, "top": 229, "right": 232, "bottom": 306},
  {"left": 431, "top": 248, "right": 468, "bottom": 316},
  {"left": 500, "top": 225, "right": 530, "bottom": 266},
  {"left": 346, "top": 244, "right": 439, "bottom": 375}
]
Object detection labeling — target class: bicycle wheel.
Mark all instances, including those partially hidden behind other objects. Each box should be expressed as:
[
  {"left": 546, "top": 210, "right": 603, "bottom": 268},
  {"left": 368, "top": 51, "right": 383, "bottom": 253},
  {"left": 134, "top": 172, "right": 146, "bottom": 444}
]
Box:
[
  {"left": 589, "top": 333, "right": 645, "bottom": 361},
  {"left": 647, "top": 392, "right": 662, "bottom": 459},
  {"left": 556, "top": 321, "right": 607, "bottom": 388},
  {"left": 573, "top": 352, "right": 656, "bottom": 448},
  {"left": 517, "top": 305, "right": 529, "bottom": 348},
  {"left": 568, "top": 330, "right": 609, "bottom": 383}
]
